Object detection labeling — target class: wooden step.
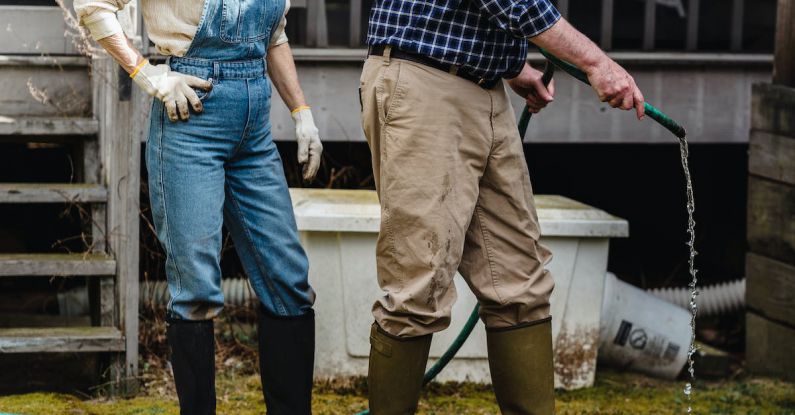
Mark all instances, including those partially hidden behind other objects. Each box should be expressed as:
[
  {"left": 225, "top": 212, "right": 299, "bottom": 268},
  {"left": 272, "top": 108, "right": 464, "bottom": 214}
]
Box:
[
  {"left": 0, "top": 253, "right": 116, "bottom": 277},
  {"left": 0, "top": 327, "right": 124, "bottom": 353},
  {"left": 0, "top": 116, "right": 98, "bottom": 136},
  {"left": 0, "top": 183, "right": 107, "bottom": 203},
  {"left": 0, "top": 55, "right": 91, "bottom": 118}
]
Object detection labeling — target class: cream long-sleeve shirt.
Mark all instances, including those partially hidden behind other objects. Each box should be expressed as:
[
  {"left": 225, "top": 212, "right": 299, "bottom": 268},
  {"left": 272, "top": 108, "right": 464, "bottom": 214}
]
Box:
[{"left": 74, "top": 0, "right": 290, "bottom": 57}]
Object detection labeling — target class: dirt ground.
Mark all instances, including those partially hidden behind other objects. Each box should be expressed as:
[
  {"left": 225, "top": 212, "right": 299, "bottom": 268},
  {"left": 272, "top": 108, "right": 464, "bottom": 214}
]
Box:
[{"left": 0, "top": 368, "right": 793, "bottom": 415}]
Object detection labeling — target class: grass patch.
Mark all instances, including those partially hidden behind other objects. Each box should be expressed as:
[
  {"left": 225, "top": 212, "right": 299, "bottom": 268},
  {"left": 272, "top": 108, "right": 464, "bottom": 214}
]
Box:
[{"left": 0, "top": 370, "right": 793, "bottom": 414}]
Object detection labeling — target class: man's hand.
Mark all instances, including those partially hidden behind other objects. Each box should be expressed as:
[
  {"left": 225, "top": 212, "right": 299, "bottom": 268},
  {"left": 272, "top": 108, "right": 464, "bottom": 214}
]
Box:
[
  {"left": 530, "top": 18, "right": 646, "bottom": 120},
  {"left": 585, "top": 58, "right": 645, "bottom": 119},
  {"left": 292, "top": 108, "right": 323, "bottom": 182},
  {"left": 133, "top": 61, "right": 212, "bottom": 122},
  {"left": 507, "top": 63, "right": 555, "bottom": 114}
]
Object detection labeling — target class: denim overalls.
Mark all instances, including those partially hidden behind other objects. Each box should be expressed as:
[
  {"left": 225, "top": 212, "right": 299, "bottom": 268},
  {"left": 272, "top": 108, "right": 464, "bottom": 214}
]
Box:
[{"left": 146, "top": 0, "right": 315, "bottom": 321}]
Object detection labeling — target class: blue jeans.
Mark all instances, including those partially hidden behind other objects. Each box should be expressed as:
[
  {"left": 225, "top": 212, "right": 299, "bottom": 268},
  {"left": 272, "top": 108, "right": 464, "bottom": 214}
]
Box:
[{"left": 146, "top": 57, "right": 315, "bottom": 320}]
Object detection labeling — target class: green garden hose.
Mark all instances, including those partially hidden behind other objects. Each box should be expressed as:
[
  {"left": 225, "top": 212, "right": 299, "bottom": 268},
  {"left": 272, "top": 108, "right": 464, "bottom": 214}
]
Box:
[
  {"left": 355, "top": 49, "right": 687, "bottom": 415},
  {"left": 536, "top": 48, "right": 687, "bottom": 138},
  {"left": 517, "top": 61, "right": 556, "bottom": 137}
]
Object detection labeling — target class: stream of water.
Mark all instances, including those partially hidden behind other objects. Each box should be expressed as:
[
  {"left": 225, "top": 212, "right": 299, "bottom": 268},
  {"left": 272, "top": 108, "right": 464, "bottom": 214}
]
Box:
[{"left": 677, "top": 136, "right": 699, "bottom": 413}]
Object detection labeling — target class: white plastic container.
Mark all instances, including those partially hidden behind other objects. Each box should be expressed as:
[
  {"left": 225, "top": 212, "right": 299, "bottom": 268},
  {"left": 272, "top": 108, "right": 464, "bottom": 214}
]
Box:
[
  {"left": 292, "top": 189, "right": 629, "bottom": 389},
  {"left": 598, "top": 272, "right": 690, "bottom": 379}
]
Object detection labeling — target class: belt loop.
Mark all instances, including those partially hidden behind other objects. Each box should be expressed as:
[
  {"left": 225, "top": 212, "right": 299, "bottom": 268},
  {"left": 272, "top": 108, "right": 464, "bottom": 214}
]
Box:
[
  {"left": 213, "top": 62, "right": 221, "bottom": 80},
  {"left": 263, "top": 56, "right": 268, "bottom": 77},
  {"left": 449, "top": 65, "right": 459, "bottom": 76},
  {"left": 383, "top": 45, "right": 392, "bottom": 62}
]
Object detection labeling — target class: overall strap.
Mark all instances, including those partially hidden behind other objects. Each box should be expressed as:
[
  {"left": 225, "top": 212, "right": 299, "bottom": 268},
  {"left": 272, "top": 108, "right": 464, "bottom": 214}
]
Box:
[{"left": 183, "top": 0, "right": 217, "bottom": 58}]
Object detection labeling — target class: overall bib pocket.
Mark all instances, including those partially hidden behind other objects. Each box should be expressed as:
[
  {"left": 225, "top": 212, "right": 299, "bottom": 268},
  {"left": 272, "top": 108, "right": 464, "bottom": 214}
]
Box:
[{"left": 220, "top": 0, "right": 280, "bottom": 43}]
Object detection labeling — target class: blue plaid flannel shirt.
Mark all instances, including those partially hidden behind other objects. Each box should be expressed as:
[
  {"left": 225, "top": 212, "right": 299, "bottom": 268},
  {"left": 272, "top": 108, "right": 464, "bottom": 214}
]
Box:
[{"left": 367, "top": 0, "right": 561, "bottom": 81}]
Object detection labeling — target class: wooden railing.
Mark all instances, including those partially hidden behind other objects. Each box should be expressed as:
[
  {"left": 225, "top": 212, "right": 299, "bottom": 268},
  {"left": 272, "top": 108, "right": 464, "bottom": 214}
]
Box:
[
  {"left": 0, "top": 0, "right": 774, "bottom": 54},
  {"left": 292, "top": 0, "right": 772, "bottom": 52}
]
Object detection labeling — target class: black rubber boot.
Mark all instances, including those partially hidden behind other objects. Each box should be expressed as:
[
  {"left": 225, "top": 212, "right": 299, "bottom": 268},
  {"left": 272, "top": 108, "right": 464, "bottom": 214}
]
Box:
[
  {"left": 487, "top": 317, "right": 556, "bottom": 415},
  {"left": 367, "top": 323, "right": 432, "bottom": 415},
  {"left": 166, "top": 317, "right": 216, "bottom": 415},
  {"left": 258, "top": 307, "right": 315, "bottom": 415}
]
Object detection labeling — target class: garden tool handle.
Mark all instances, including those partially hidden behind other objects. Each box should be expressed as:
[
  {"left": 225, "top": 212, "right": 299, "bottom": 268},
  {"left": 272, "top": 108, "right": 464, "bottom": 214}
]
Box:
[
  {"left": 537, "top": 48, "right": 687, "bottom": 139},
  {"left": 517, "top": 61, "right": 555, "bottom": 138}
]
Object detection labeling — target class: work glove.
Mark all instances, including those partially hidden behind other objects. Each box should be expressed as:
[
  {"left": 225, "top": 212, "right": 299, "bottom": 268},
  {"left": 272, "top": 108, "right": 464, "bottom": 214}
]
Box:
[
  {"left": 292, "top": 107, "right": 323, "bottom": 182},
  {"left": 132, "top": 60, "right": 212, "bottom": 122}
]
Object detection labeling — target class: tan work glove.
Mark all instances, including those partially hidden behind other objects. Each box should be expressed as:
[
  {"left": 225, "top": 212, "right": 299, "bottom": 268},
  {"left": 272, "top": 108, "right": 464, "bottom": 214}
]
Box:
[
  {"left": 291, "top": 107, "right": 323, "bottom": 182},
  {"left": 132, "top": 60, "right": 212, "bottom": 122}
]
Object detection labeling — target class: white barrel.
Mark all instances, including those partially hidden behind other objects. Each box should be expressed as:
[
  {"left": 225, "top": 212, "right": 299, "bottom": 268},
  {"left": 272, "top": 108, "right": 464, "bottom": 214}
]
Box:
[{"left": 598, "top": 272, "right": 691, "bottom": 379}]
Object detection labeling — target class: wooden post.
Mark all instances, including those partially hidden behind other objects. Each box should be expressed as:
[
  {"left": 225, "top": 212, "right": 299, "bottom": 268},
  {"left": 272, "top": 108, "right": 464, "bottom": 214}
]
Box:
[
  {"left": 746, "top": 81, "right": 795, "bottom": 380},
  {"left": 306, "top": 0, "right": 329, "bottom": 47},
  {"left": 745, "top": 1, "right": 795, "bottom": 380},
  {"left": 557, "top": 0, "right": 569, "bottom": 20},
  {"left": 686, "top": 0, "right": 700, "bottom": 51},
  {"left": 92, "top": 54, "right": 141, "bottom": 395},
  {"left": 642, "top": 0, "right": 656, "bottom": 50},
  {"left": 349, "top": 0, "right": 362, "bottom": 47},
  {"left": 774, "top": 0, "right": 795, "bottom": 86},
  {"left": 730, "top": 0, "right": 744, "bottom": 51},
  {"left": 600, "top": 0, "right": 614, "bottom": 50}
]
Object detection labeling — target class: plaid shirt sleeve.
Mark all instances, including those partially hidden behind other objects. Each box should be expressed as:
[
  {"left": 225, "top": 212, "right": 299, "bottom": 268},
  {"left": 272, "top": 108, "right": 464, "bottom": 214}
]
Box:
[{"left": 470, "top": 0, "right": 561, "bottom": 39}]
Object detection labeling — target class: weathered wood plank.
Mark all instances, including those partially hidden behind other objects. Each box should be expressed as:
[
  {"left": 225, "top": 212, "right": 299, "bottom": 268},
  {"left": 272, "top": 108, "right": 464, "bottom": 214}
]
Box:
[
  {"left": 747, "top": 176, "right": 795, "bottom": 266},
  {"left": 731, "top": 0, "right": 744, "bottom": 51},
  {"left": 272, "top": 48, "right": 777, "bottom": 65},
  {"left": 752, "top": 83, "right": 795, "bottom": 137},
  {"left": 0, "top": 55, "right": 89, "bottom": 68},
  {"left": 82, "top": 125, "right": 115, "bottom": 328},
  {"left": 746, "top": 253, "right": 795, "bottom": 327},
  {"left": 0, "top": 313, "right": 91, "bottom": 328},
  {"left": 349, "top": 0, "right": 363, "bottom": 47},
  {"left": 0, "top": 56, "right": 91, "bottom": 117},
  {"left": 94, "top": 55, "right": 140, "bottom": 393},
  {"left": 746, "top": 312, "right": 795, "bottom": 381},
  {"left": 0, "top": 253, "right": 116, "bottom": 277},
  {"left": 0, "top": 116, "right": 98, "bottom": 136},
  {"left": 0, "top": 6, "right": 78, "bottom": 55},
  {"left": 643, "top": 0, "right": 656, "bottom": 50},
  {"left": 686, "top": 0, "right": 700, "bottom": 50},
  {"left": 774, "top": 0, "right": 795, "bottom": 87},
  {"left": 0, "top": 183, "right": 107, "bottom": 204},
  {"left": 557, "top": 0, "right": 569, "bottom": 19},
  {"left": 600, "top": 0, "right": 614, "bottom": 50},
  {"left": 306, "top": 0, "right": 329, "bottom": 47},
  {"left": 0, "top": 327, "right": 124, "bottom": 353},
  {"left": 749, "top": 131, "right": 795, "bottom": 185}
]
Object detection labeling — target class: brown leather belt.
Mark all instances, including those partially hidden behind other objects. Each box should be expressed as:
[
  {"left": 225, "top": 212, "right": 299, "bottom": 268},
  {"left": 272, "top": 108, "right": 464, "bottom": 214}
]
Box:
[{"left": 368, "top": 44, "right": 501, "bottom": 90}]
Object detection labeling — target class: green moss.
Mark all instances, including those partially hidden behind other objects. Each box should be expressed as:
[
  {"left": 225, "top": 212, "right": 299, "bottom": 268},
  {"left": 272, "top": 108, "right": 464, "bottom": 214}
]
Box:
[{"left": 0, "top": 371, "right": 793, "bottom": 415}]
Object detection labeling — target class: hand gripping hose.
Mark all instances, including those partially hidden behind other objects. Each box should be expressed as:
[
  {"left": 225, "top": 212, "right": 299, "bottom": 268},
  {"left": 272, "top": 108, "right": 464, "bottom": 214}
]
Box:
[
  {"left": 535, "top": 48, "right": 686, "bottom": 138},
  {"left": 355, "top": 50, "right": 688, "bottom": 414}
]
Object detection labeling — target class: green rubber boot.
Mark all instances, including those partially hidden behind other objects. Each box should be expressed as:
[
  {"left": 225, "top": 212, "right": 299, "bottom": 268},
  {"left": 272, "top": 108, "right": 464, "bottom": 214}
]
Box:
[
  {"left": 487, "top": 317, "right": 556, "bottom": 415},
  {"left": 367, "top": 323, "right": 432, "bottom": 415}
]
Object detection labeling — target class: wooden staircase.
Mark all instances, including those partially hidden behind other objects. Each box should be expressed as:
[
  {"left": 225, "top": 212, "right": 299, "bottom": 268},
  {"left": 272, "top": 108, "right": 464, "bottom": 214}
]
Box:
[{"left": 0, "top": 31, "right": 141, "bottom": 392}]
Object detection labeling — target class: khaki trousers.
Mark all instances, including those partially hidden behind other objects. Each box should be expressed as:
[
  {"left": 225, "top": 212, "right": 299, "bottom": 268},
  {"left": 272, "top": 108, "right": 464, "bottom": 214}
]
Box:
[{"left": 360, "top": 50, "right": 554, "bottom": 338}]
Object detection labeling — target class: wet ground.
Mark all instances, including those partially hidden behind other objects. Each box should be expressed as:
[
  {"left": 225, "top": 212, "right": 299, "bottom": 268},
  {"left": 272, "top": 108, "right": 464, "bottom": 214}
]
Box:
[{"left": 0, "top": 369, "right": 793, "bottom": 414}]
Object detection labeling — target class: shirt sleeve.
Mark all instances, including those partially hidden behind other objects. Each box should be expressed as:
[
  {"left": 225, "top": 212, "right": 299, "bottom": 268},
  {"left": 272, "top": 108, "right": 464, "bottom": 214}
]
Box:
[
  {"left": 470, "top": 0, "right": 561, "bottom": 39},
  {"left": 74, "top": 0, "right": 131, "bottom": 40},
  {"left": 269, "top": 0, "right": 291, "bottom": 47}
]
